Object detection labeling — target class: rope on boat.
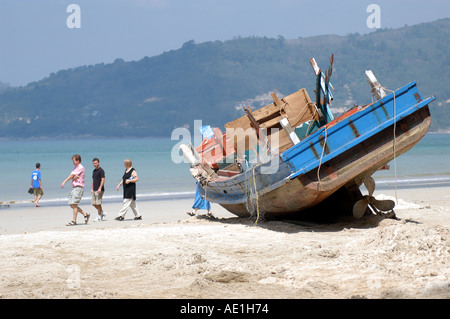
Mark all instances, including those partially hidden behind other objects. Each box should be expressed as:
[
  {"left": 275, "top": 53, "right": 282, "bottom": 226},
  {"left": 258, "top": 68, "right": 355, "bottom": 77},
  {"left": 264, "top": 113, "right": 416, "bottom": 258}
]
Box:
[
  {"left": 381, "top": 86, "right": 399, "bottom": 204},
  {"left": 280, "top": 101, "right": 317, "bottom": 124},
  {"left": 317, "top": 126, "right": 328, "bottom": 191},
  {"left": 251, "top": 165, "right": 261, "bottom": 226},
  {"left": 204, "top": 183, "right": 208, "bottom": 210},
  {"left": 243, "top": 163, "right": 262, "bottom": 226}
]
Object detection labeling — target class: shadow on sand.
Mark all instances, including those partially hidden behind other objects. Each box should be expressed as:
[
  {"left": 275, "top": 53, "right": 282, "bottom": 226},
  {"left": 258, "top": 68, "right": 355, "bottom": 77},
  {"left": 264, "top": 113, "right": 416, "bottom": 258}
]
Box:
[{"left": 194, "top": 207, "right": 417, "bottom": 234}]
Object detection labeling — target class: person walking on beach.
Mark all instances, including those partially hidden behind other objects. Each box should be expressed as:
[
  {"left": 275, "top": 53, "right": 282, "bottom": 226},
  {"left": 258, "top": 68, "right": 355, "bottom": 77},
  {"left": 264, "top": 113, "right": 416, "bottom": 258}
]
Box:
[
  {"left": 91, "top": 158, "right": 107, "bottom": 222},
  {"left": 31, "top": 163, "right": 44, "bottom": 207},
  {"left": 187, "top": 181, "right": 212, "bottom": 217},
  {"left": 61, "top": 154, "right": 90, "bottom": 226},
  {"left": 115, "top": 159, "right": 142, "bottom": 221}
]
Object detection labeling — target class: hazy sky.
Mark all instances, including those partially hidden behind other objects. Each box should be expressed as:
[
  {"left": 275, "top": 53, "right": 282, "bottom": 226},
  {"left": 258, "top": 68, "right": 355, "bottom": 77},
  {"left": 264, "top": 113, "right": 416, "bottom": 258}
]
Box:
[{"left": 0, "top": 0, "right": 449, "bottom": 86}]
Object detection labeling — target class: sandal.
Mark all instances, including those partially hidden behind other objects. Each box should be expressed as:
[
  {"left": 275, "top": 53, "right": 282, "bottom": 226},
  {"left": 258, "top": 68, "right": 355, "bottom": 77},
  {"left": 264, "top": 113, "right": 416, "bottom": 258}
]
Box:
[
  {"left": 115, "top": 216, "right": 124, "bottom": 221},
  {"left": 187, "top": 211, "right": 196, "bottom": 216},
  {"left": 66, "top": 221, "right": 77, "bottom": 226},
  {"left": 84, "top": 213, "right": 90, "bottom": 224}
]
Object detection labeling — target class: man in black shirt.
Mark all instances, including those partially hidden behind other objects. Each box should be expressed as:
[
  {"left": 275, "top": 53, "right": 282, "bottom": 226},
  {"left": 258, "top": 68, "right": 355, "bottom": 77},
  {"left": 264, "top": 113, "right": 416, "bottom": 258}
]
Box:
[{"left": 91, "top": 158, "right": 106, "bottom": 221}]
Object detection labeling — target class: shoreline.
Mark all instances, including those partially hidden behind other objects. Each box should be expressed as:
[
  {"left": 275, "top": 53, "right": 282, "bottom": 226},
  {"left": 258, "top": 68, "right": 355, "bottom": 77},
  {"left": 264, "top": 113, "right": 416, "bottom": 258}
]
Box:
[
  {"left": 0, "top": 197, "right": 229, "bottom": 236},
  {"left": 0, "top": 192, "right": 195, "bottom": 211},
  {"left": 2, "top": 174, "right": 450, "bottom": 210},
  {"left": 0, "top": 185, "right": 448, "bottom": 299},
  {"left": 1, "top": 185, "right": 449, "bottom": 234}
]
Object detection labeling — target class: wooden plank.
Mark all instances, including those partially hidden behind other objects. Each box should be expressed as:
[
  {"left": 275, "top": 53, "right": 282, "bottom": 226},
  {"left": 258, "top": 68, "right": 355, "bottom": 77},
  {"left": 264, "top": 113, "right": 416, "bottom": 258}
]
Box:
[
  {"left": 252, "top": 103, "right": 280, "bottom": 122},
  {"left": 244, "top": 106, "right": 271, "bottom": 150},
  {"left": 217, "top": 169, "right": 241, "bottom": 177},
  {"left": 310, "top": 58, "right": 320, "bottom": 75},
  {"left": 224, "top": 88, "right": 315, "bottom": 153},
  {"left": 271, "top": 92, "right": 282, "bottom": 106},
  {"left": 268, "top": 129, "right": 291, "bottom": 153},
  {"left": 283, "top": 89, "right": 318, "bottom": 125},
  {"left": 225, "top": 114, "right": 252, "bottom": 130},
  {"left": 259, "top": 115, "right": 284, "bottom": 129}
]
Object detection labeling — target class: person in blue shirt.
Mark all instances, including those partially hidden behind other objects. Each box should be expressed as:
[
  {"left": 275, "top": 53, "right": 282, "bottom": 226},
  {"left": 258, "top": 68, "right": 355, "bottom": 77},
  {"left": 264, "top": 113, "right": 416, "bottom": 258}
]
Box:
[
  {"left": 187, "top": 181, "right": 212, "bottom": 217},
  {"left": 31, "top": 163, "right": 44, "bottom": 207}
]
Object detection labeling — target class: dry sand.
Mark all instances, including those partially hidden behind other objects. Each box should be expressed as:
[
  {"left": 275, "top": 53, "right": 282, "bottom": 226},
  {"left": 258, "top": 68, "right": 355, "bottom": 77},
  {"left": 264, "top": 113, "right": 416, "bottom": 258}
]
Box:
[{"left": 0, "top": 186, "right": 449, "bottom": 299}]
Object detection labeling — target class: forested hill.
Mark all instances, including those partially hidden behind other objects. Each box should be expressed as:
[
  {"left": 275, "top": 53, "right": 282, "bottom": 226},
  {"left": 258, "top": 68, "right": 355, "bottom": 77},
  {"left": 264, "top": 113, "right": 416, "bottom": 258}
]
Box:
[{"left": 1, "top": 18, "right": 449, "bottom": 139}]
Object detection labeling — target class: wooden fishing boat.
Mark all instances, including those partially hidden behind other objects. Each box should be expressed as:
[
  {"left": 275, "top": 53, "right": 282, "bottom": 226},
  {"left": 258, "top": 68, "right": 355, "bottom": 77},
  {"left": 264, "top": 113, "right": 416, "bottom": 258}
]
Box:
[{"left": 180, "top": 56, "right": 435, "bottom": 219}]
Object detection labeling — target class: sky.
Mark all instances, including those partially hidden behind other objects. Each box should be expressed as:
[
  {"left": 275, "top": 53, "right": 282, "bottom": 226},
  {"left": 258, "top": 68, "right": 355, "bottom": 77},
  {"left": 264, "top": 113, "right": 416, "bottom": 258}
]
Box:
[{"left": 0, "top": 0, "right": 449, "bottom": 86}]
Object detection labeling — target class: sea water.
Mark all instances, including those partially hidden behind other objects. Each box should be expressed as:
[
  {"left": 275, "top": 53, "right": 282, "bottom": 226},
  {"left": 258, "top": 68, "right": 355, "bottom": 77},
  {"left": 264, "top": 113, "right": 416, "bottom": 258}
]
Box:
[
  {"left": 0, "top": 133, "right": 449, "bottom": 206},
  {"left": 0, "top": 138, "right": 195, "bottom": 206},
  {"left": 372, "top": 132, "right": 450, "bottom": 189}
]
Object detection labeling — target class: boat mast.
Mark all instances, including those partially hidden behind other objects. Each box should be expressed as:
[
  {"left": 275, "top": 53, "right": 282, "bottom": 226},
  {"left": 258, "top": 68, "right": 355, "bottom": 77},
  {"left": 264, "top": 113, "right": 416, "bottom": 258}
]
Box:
[{"left": 310, "top": 54, "right": 335, "bottom": 127}]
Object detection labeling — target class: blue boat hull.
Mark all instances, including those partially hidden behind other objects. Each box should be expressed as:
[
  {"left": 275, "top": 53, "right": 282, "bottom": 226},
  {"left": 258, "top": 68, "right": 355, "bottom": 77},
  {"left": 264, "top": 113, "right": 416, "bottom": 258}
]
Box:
[{"left": 198, "top": 81, "right": 434, "bottom": 218}]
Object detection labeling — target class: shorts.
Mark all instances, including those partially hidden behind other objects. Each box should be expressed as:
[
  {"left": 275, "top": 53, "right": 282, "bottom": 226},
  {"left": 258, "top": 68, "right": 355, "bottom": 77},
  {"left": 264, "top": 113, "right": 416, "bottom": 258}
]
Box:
[
  {"left": 91, "top": 191, "right": 103, "bottom": 205},
  {"left": 33, "top": 188, "right": 44, "bottom": 196},
  {"left": 68, "top": 187, "right": 84, "bottom": 205}
]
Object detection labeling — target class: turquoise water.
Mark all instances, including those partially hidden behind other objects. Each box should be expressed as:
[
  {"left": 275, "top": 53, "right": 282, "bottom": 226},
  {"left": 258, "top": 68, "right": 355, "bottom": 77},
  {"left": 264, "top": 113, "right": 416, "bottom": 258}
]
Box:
[
  {"left": 372, "top": 133, "right": 450, "bottom": 189},
  {"left": 0, "top": 134, "right": 449, "bottom": 205},
  {"left": 0, "top": 138, "right": 195, "bottom": 204}
]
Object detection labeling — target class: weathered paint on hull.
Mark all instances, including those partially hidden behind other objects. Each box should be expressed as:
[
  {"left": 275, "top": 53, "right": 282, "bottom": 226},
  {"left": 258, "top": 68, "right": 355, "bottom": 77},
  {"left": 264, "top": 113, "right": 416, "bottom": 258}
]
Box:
[
  {"left": 221, "top": 107, "right": 431, "bottom": 217},
  {"left": 220, "top": 105, "right": 431, "bottom": 217},
  {"left": 198, "top": 81, "right": 434, "bottom": 218}
]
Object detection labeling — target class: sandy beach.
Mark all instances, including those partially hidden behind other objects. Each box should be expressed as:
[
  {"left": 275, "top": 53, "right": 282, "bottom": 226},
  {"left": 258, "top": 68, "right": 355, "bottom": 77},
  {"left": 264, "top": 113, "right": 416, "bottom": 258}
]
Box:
[{"left": 0, "top": 186, "right": 449, "bottom": 299}]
